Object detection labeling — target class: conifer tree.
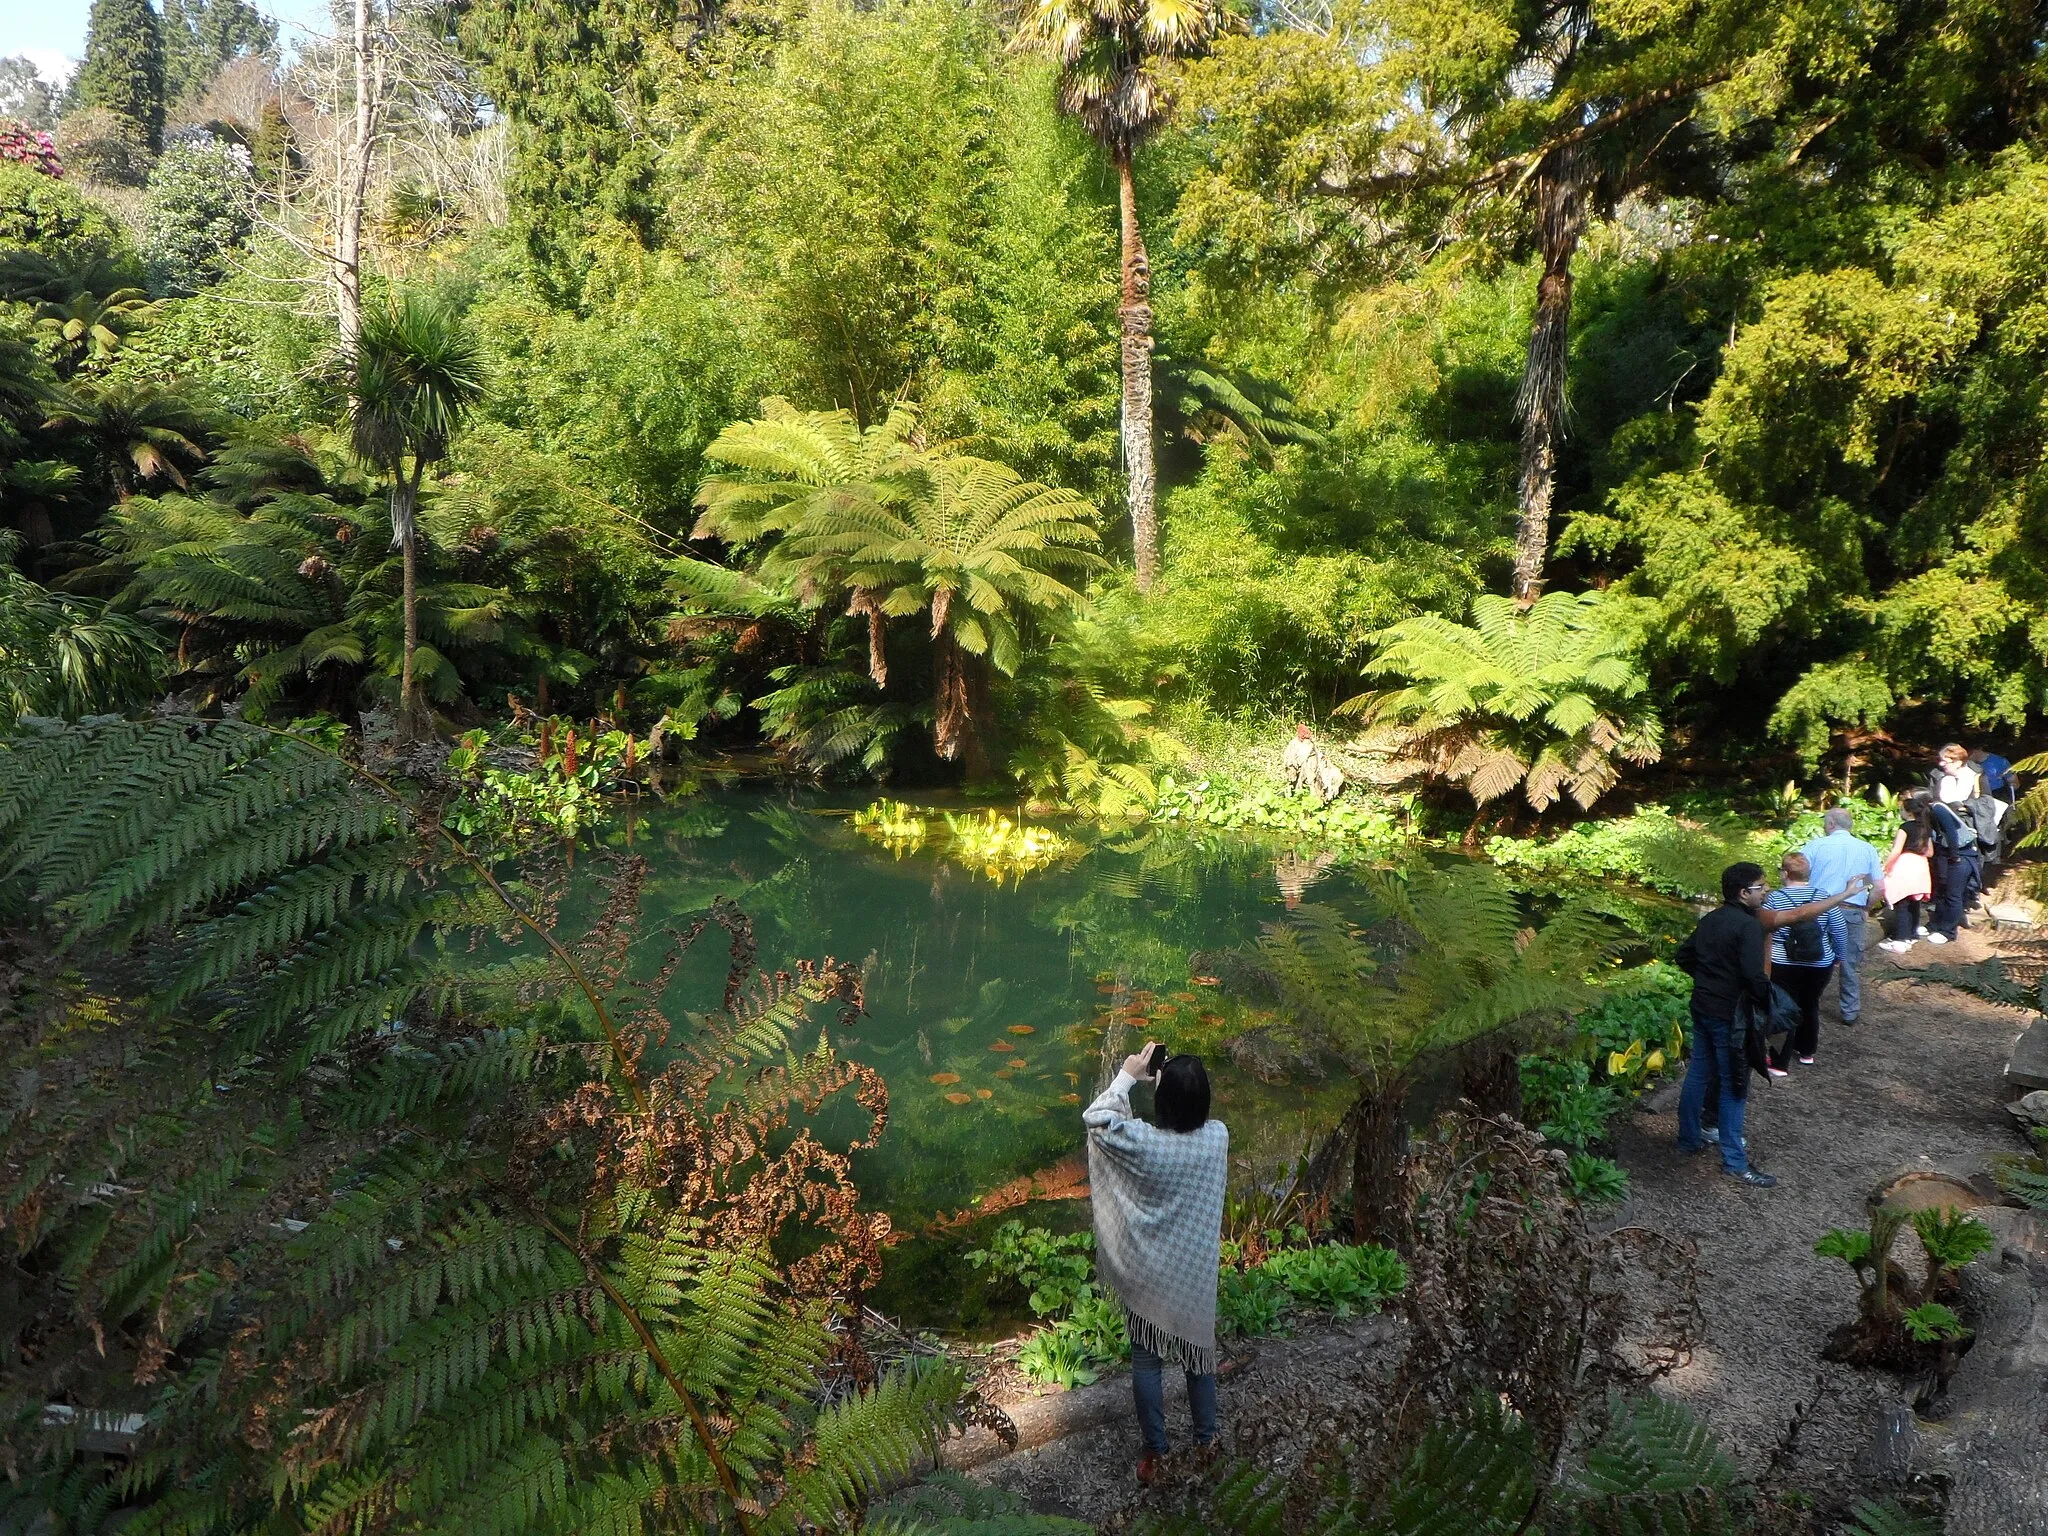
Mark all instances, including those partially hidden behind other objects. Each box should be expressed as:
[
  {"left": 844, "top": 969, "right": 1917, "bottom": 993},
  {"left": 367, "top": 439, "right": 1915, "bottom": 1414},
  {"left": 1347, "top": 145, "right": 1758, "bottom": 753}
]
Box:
[{"left": 75, "top": 0, "right": 167, "bottom": 154}]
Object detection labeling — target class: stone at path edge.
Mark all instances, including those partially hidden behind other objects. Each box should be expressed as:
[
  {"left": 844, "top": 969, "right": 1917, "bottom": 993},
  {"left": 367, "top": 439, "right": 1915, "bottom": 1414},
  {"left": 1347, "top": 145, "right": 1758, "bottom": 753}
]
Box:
[{"left": 2006, "top": 1016, "right": 2048, "bottom": 1093}]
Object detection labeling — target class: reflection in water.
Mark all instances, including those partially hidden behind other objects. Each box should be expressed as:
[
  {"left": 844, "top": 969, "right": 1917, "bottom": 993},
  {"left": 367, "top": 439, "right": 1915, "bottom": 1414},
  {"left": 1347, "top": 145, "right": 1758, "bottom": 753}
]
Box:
[{"left": 586, "top": 790, "right": 1358, "bottom": 1223}]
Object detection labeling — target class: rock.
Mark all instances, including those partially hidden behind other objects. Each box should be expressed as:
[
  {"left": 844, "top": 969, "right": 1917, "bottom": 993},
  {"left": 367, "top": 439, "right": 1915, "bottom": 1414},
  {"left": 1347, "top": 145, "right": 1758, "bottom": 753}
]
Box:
[
  {"left": 1986, "top": 902, "right": 2038, "bottom": 931},
  {"left": 2005, "top": 1018, "right": 2048, "bottom": 1093},
  {"left": 2007, "top": 1090, "right": 2048, "bottom": 1130},
  {"left": 1852, "top": 1400, "right": 1918, "bottom": 1489}
]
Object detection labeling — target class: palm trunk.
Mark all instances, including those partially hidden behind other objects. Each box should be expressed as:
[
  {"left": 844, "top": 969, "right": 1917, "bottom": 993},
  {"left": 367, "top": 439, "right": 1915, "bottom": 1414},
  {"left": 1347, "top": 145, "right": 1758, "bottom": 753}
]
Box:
[
  {"left": 1512, "top": 148, "right": 1588, "bottom": 605},
  {"left": 1114, "top": 150, "right": 1160, "bottom": 594},
  {"left": 930, "top": 626, "right": 992, "bottom": 782},
  {"left": 395, "top": 466, "right": 425, "bottom": 743}
]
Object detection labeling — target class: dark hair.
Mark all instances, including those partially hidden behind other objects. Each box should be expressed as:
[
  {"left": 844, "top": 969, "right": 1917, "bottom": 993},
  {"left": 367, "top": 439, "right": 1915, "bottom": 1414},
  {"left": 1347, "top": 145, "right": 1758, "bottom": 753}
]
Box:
[
  {"left": 1721, "top": 862, "right": 1765, "bottom": 904},
  {"left": 1154, "top": 1054, "right": 1211, "bottom": 1133},
  {"left": 1903, "top": 823, "right": 1933, "bottom": 856}
]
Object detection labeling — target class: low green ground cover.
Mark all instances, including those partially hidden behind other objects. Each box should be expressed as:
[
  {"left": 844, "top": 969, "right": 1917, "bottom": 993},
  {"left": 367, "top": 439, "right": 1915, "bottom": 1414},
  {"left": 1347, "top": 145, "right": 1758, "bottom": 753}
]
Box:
[{"left": 966, "top": 1218, "right": 1409, "bottom": 1387}]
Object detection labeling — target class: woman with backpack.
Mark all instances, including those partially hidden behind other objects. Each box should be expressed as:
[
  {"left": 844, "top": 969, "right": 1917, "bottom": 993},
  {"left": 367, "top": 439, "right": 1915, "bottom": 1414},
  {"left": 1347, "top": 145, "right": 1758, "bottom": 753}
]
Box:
[{"left": 1764, "top": 851, "right": 1842, "bottom": 1070}]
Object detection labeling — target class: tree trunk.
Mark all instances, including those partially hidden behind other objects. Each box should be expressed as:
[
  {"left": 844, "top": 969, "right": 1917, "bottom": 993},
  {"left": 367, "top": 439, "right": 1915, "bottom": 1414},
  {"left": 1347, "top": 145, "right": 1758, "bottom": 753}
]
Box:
[
  {"left": 1349, "top": 1080, "right": 1410, "bottom": 1246},
  {"left": 1457, "top": 1035, "right": 1523, "bottom": 1120},
  {"left": 1114, "top": 150, "right": 1159, "bottom": 594},
  {"left": 1512, "top": 148, "right": 1588, "bottom": 606},
  {"left": 394, "top": 466, "right": 426, "bottom": 743},
  {"left": 335, "top": 0, "right": 377, "bottom": 355},
  {"left": 931, "top": 630, "right": 994, "bottom": 782}
]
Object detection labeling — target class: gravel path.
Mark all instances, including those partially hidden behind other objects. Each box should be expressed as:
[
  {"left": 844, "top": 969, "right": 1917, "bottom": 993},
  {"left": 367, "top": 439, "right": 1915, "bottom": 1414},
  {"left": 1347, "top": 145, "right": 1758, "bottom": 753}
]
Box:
[{"left": 1610, "top": 922, "right": 2030, "bottom": 1499}]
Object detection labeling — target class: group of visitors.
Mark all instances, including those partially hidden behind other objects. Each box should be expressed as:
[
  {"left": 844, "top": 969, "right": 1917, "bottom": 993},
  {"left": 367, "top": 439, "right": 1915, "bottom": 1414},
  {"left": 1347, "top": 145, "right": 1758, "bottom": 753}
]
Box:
[{"left": 1672, "top": 743, "right": 2020, "bottom": 1190}]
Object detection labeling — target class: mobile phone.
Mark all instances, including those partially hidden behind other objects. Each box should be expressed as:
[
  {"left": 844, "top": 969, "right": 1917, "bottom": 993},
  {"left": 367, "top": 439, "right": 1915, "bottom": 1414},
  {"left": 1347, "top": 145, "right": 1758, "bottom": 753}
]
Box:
[{"left": 1145, "top": 1043, "right": 1169, "bottom": 1077}]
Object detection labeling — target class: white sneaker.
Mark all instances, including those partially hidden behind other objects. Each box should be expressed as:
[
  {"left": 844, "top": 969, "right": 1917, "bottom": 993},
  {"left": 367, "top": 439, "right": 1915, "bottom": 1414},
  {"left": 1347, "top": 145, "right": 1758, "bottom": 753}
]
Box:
[
  {"left": 1916, "top": 925, "right": 1929, "bottom": 937},
  {"left": 1878, "top": 939, "right": 1913, "bottom": 953},
  {"left": 1926, "top": 932, "right": 1949, "bottom": 945}
]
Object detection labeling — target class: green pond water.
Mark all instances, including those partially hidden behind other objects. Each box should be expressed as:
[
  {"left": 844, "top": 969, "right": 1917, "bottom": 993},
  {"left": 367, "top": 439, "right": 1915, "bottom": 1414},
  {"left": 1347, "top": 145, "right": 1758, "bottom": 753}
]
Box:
[{"left": 584, "top": 789, "right": 1365, "bottom": 1228}]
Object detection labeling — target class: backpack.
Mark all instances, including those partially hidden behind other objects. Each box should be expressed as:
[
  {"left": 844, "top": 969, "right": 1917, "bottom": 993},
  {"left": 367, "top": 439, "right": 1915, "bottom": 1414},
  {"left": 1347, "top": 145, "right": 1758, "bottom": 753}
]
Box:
[{"left": 1783, "top": 914, "right": 1826, "bottom": 965}]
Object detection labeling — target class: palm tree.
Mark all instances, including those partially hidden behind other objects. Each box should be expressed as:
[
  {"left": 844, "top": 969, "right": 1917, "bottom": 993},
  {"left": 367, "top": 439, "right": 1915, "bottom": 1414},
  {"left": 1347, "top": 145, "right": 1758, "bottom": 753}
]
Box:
[
  {"left": 1015, "top": 0, "right": 1219, "bottom": 594},
  {"left": 694, "top": 399, "right": 1102, "bottom": 776},
  {"left": 1338, "top": 589, "right": 1662, "bottom": 821},
  {"left": 348, "top": 290, "right": 484, "bottom": 741},
  {"left": 1205, "top": 865, "right": 1606, "bottom": 1243}
]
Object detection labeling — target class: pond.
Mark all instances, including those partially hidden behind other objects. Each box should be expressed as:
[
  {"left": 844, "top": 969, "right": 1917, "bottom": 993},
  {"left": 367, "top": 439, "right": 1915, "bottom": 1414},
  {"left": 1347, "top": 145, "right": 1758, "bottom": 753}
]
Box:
[{"left": 585, "top": 789, "right": 1367, "bottom": 1230}]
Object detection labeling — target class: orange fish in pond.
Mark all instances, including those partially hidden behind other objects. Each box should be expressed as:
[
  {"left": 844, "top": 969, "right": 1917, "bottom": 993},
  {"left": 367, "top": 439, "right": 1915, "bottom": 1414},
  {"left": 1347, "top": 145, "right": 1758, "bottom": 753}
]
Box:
[
  {"left": 1008, "top": 1059, "right": 1028, "bottom": 1071},
  {"left": 1008, "top": 1024, "right": 1036, "bottom": 1035},
  {"left": 1096, "top": 983, "right": 1121, "bottom": 994},
  {"left": 989, "top": 1040, "right": 1014, "bottom": 1052},
  {"left": 1061, "top": 1093, "right": 1081, "bottom": 1104},
  {"left": 1199, "top": 1013, "right": 1224, "bottom": 1026},
  {"left": 1132, "top": 990, "right": 1156, "bottom": 1003},
  {"left": 944, "top": 1092, "right": 973, "bottom": 1104},
  {"left": 1193, "top": 975, "right": 1221, "bottom": 986},
  {"left": 1170, "top": 991, "right": 1198, "bottom": 1003},
  {"left": 994, "top": 1070, "right": 1014, "bottom": 1080},
  {"left": 929, "top": 1072, "right": 961, "bottom": 1085},
  {"left": 976, "top": 1088, "right": 993, "bottom": 1100}
]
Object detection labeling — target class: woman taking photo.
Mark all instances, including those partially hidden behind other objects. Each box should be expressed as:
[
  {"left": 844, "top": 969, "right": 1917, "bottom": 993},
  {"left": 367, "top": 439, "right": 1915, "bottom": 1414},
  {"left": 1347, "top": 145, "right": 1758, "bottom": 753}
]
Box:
[{"left": 1084, "top": 1042, "right": 1229, "bottom": 1485}]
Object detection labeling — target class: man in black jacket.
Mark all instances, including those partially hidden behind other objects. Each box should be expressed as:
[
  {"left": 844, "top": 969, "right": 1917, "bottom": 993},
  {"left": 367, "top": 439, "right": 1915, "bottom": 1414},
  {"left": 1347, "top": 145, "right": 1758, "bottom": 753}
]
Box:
[{"left": 1674, "top": 863, "right": 1777, "bottom": 1187}]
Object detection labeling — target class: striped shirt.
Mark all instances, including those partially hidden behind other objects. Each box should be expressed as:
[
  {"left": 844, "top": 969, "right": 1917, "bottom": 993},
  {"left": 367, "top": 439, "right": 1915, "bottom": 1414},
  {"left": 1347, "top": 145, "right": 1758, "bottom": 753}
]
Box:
[{"left": 1764, "top": 884, "right": 1840, "bottom": 968}]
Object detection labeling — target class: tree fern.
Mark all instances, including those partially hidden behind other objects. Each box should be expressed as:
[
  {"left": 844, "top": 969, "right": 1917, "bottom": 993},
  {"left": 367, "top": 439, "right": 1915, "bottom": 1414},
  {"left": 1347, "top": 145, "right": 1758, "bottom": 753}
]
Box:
[
  {"left": 1835, "top": 1500, "right": 1940, "bottom": 1536},
  {"left": 0, "top": 714, "right": 1041, "bottom": 1534},
  {"left": 1339, "top": 589, "right": 1661, "bottom": 813}
]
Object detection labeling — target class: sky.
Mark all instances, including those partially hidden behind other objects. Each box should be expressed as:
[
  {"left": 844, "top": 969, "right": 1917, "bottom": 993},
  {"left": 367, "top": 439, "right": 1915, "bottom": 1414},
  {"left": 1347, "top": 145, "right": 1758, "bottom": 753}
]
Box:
[{"left": 2, "top": 0, "right": 336, "bottom": 84}]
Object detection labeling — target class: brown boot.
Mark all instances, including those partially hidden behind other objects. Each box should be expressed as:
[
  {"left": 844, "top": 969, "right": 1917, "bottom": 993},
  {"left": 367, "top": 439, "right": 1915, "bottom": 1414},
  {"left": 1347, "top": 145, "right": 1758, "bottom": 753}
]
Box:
[{"left": 1137, "top": 1450, "right": 1162, "bottom": 1486}]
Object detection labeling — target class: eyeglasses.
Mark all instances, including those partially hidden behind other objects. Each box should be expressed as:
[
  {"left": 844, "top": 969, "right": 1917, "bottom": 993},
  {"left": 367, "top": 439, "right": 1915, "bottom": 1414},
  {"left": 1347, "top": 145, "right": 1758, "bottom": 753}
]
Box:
[{"left": 1742, "top": 883, "right": 1767, "bottom": 893}]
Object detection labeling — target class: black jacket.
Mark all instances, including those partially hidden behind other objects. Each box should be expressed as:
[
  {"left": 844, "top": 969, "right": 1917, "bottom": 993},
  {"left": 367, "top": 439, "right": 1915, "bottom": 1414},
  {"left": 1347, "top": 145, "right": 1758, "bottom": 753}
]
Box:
[{"left": 1674, "top": 902, "right": 1769, "bottom": 1021}]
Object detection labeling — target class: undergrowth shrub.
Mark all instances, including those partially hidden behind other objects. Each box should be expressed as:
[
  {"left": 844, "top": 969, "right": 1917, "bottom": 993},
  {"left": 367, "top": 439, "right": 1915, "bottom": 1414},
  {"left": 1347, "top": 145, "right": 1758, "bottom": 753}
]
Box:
[{"left": 0, "top": 716, "right": 1027, "bottom": 1534}]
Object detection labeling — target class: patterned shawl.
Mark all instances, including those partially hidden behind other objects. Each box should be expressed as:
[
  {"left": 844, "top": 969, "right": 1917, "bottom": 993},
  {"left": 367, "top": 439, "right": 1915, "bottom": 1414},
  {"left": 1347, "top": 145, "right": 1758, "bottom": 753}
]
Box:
[{"left": 1083, "top": 1073, "right": 1230, "bottom": 1375}]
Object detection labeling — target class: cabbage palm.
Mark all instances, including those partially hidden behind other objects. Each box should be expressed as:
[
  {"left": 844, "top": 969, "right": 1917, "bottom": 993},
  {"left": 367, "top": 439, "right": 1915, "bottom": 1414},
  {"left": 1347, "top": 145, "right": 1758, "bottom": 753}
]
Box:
[
  {"left": 1339, "top": 589, "right": 1661, "bottom": 815},
  {"left": 1014, "top": 0, "right": 1219, "bottom": 594},
  {"left": 695, "top": 400, "right": 1102, "bottom": 775},
  {"left": 348, "top": 291, "right": 485, "bottom": 741}
]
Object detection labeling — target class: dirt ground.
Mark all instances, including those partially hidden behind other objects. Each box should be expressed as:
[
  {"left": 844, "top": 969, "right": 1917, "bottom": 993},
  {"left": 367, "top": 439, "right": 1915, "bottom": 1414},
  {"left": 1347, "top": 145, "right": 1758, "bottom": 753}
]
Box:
[
  {"left": 955, "top": 919, "right": 2038, "bottom": 1528},
  {"left": 1611, "top": 921, "right": 2031, "bottom": 1498}
]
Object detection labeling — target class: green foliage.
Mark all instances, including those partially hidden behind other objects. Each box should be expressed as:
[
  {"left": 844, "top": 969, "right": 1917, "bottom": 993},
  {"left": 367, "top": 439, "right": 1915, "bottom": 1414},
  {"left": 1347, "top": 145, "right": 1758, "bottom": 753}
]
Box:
[
  {"left": 965, "top": 1220, "right": 1097, "bottom": 1319},
  {"left": 1815, "top": 1228, "right": 1874, "bottom": 1269},
  {"left": 1014, "top": 1325, "right": 1102, "bottom": 1389},
  {"left": 1341, "top": 590, "right": 1662, "bottom": 813},
  {"left": 1216, "top": 1263, "right": 1290, "bottom": 1338},
  {"left": 1152, "top": 773, "right": 1406, "bottom": 849},
  {"left": 0, "top": 715, "right": 973, "bottom": 1533},
  {"left": 1837, "top": 1499, "right": 1942, "bottom": 1536},
  {"left": 1523, "top": 1057, "right": 1627, "bottom": 1151},
  {"left": 1259, "top": 1241, "right": 1408, "bottom": 1318},
  {"left": 1913, "top": 1207, "right": 1996, "bottom": 1272},
  {"left": 1131, "top": 1391, "right": 1743, "bottom": 1535},
  {"left": 0, "top": 530, "right": 161, "bottom": 717},
  {"left": 0, "top": 159, "right": 124, "bottom": 253},
  {"left": 694, "top": 398, "right": 1101, "bottom": 770},
  {"left": 160, "top": 0, "right": 276, "bottom": 105},
  {"left": 1900, "top": 1302, "right": 1967, "bottom": 1344},
  {"left": 1486, "top": 805, "right": 1741, "bottom": 900},
  {"left": 74, "top": 0, "right": 168, "bottom": 155},
  {"left": 1566, "top": 1153, "right": 1631, "bottom": 1206},
  {"left": 869, "top": 1471, "right": 1093, "bottom": 1534},
  {"left": 140, "top": 132, "right": 256, "bottom": 296}
]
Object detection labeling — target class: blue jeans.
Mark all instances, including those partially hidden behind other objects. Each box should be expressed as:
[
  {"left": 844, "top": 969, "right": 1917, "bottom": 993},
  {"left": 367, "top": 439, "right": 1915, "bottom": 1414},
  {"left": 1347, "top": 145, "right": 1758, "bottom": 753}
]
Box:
[
  {"left": 1131, "top": 1337, "right": 1217, "bottom": 1453},
  {"left": 1677, "top": 1009, "right": 1749, "bottom": 1174},
  {"left": 1836, "top": 905, "right": 1867, "bottom": 1020}
]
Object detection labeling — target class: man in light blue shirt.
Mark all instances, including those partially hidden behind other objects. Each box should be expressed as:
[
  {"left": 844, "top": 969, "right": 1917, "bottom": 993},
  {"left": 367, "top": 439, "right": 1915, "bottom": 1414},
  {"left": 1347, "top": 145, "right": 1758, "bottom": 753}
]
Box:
[{"left": 1801, "top": 807, "right": 1887, "bottom": 1025}]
